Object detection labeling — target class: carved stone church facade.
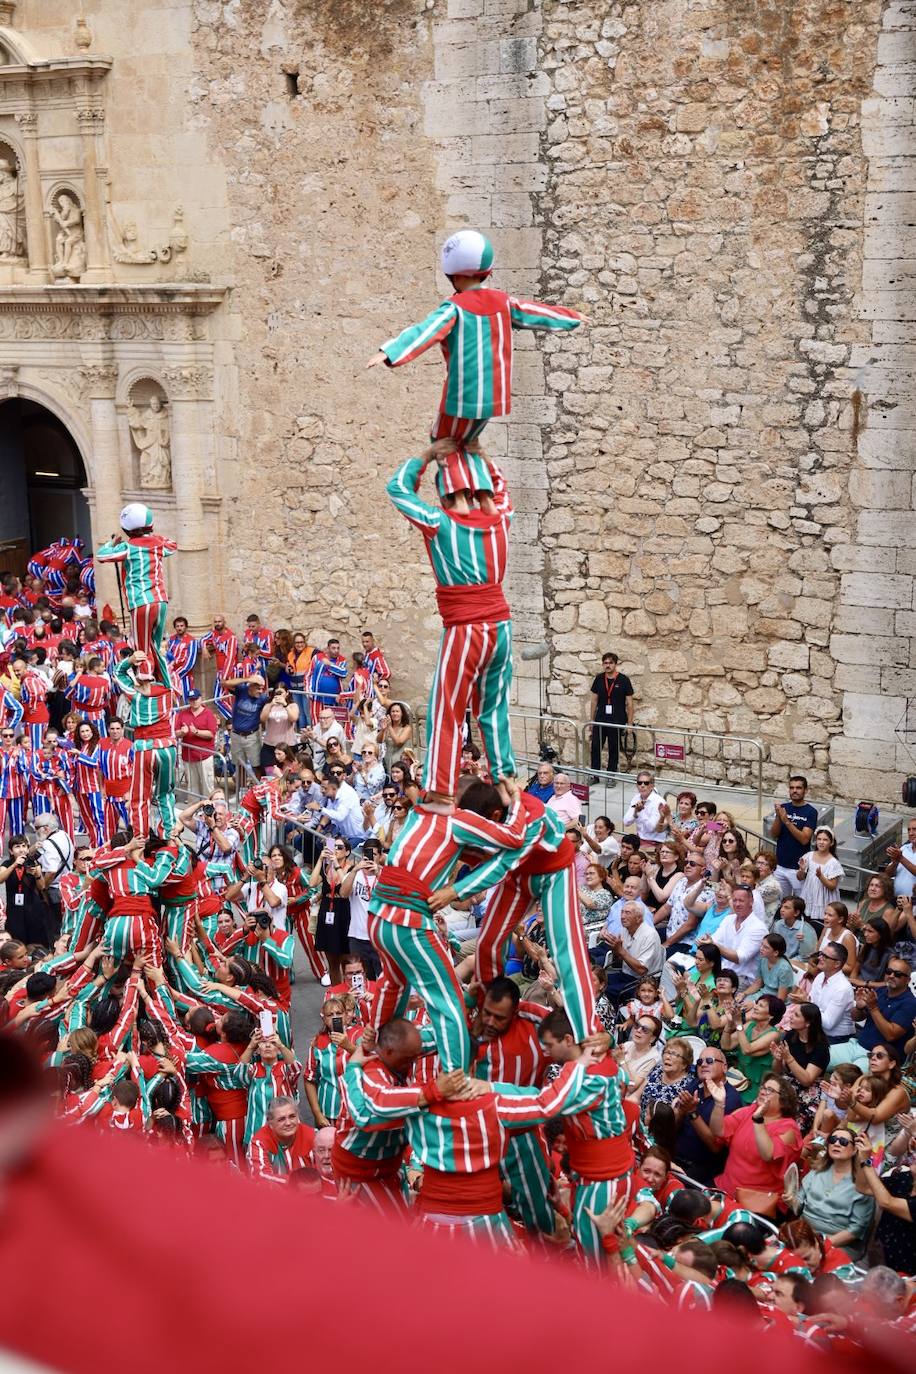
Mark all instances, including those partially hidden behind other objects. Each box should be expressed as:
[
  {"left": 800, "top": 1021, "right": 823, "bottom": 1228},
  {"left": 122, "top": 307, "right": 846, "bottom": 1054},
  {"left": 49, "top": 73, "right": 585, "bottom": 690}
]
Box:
[{"left": 3, "top": 1, "right": 916, "bottom": 804}]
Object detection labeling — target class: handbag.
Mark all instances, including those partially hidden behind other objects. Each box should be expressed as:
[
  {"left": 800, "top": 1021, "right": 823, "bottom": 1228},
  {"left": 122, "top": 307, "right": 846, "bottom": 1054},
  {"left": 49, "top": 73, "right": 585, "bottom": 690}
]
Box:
[{"left": 734, "top": 1186, "right": 780, "bottom": 1218}]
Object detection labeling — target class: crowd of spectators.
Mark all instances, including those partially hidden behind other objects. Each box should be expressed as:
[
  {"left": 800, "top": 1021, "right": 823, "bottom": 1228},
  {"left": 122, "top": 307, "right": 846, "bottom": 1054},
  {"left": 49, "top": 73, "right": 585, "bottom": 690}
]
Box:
[{"left": 2, "top": 546, "right": 916, "bottom": 1344}]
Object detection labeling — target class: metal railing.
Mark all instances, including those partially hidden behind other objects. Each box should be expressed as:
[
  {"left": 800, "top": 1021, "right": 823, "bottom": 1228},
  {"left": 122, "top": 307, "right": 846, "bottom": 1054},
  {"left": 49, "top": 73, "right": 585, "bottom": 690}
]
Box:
[{"left": 578, "top": 720, "right": 765, "bottom": 820}]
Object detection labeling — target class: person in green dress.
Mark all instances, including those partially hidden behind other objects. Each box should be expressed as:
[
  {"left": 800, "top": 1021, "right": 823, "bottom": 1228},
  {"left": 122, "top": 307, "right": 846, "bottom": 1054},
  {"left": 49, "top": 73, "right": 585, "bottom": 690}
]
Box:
[{"left": 721, "top": 994, "right": 783, "bottom": 1104}]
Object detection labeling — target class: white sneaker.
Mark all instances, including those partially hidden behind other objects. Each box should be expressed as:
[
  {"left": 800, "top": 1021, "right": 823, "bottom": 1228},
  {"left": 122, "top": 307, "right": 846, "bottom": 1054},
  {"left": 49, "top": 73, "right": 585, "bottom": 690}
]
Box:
[{"left": 320, "top": 973, "right": 331, "bottom": 986}]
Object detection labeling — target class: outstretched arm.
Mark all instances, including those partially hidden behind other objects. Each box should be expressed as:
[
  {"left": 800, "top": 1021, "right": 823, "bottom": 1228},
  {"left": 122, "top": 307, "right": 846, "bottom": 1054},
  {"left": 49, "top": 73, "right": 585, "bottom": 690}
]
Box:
[
  {"left": 375, "top": 300, "right": 458, "bottom": 368},
  {"left": 508, "top": 298, "right": 587, "bottom": 332}
]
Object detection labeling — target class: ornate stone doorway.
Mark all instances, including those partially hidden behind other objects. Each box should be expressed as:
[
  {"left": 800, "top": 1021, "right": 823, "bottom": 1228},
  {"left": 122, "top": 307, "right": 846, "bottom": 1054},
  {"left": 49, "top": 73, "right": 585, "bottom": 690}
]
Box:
[{"left": 0, "top": 395, "right": 90, "bottom": 576}]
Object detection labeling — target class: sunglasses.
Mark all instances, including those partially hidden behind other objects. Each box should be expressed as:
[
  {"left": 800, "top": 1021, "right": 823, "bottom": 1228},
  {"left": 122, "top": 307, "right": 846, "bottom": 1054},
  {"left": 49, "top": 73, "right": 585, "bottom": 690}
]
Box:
[
  {"left": 697, "top": 1055, "right": 724, "bottom": 1066},
  {"left": 827, "top": 1134, "right": 854, "bottom": 1147},
  {"left": 886, "top": 970, "right": 908, "bottom": 978},
  {"left": 393, "top": 804, "right": 408, "bottom": 812},
  {"left": 637, "top": 779, "right": 652, "bottom": 786},
  {"left": 636, "top": 1022, "right": 656, "bottom": 1033}
]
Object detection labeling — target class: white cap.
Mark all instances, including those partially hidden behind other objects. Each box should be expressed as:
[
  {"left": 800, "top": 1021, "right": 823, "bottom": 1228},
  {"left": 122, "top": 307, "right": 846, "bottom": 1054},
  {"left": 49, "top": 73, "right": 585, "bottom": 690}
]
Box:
[
  {"left": 120, "top": 502, "right": 154, "bottom": 532},
  {"left": 440, "top": 229, "right": 494, "bottom": 279}
]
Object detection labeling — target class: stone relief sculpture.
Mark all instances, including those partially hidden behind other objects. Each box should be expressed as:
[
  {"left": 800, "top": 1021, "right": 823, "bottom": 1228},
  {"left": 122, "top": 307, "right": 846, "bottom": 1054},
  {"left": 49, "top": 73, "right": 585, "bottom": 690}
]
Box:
[
  {"left": 0, "top": 156, "right": 24, "bottom": 259},
  {"left": 128, "top": 391, "right": 172, "bottom": 488},
  {"left": 50, "top": 192, "right": 86, "bottom": 280}
]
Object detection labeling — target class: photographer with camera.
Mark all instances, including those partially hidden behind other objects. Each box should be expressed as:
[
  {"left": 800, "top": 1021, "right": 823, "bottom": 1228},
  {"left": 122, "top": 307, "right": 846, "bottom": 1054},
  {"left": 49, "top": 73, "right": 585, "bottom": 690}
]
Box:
[
  {"left": 0, "top": 834, "right": 51, "bottom": 946},
  {"left": 178, "top": 791, "right": 240, "bottom": 879},
  {"left": 32, "top": 813, "right": 74, "bottom": 942}
]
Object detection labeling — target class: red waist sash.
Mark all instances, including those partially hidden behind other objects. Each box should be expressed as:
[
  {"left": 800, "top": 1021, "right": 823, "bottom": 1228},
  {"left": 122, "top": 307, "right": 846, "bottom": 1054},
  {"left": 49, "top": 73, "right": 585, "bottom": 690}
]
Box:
[
  {"left": 435, "top": 581, "right": 510, "bottom": 628},
  {"left": 518, "top": 835, "right": 576, "bottom": 877},
  {"left": 566, "top": 1133, "right": 634, "bottom": 1183},
  {"left": 332, "top": 1140, "right": 404, "bottom": 1181},
  {"left": 418, "top": 1163, "right": 503, "bottom": 1217}
]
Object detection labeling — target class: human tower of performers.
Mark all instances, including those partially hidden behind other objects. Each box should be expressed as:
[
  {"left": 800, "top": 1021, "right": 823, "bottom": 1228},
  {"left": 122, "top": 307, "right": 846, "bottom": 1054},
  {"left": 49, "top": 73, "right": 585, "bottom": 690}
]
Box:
[{"left": 3, "top": 233, "right": 914, "bottom": 1340}]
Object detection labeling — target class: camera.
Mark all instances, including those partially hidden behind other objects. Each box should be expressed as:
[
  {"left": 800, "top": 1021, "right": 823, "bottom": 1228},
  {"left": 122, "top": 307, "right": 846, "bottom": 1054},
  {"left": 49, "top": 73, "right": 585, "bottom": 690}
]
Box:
[
  {"left": 254, "top": 913, "right": 272, "bottom": 929},
  {"left": 201, "top": 804, "right": 216, "bottom": 819},
  {"left": 538, "top": 741, "right": 558, "bottom": 764}
]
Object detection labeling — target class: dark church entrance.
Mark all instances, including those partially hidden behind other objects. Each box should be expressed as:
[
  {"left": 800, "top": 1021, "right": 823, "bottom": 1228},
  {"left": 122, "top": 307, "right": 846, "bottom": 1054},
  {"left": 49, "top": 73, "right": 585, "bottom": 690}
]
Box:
[{"left": 0, "top": 398, "right": 91, "bottom": 577}]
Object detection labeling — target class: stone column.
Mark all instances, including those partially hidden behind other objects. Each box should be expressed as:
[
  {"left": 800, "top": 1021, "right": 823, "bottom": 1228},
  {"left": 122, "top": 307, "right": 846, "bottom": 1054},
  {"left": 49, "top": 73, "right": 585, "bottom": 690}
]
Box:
[
  {"left": 14, "top": 113, "right": 49, "bottom": 278},
  {"left": 163, "top": 365, "right": 211, "bottom": 629},
  {"left": 82, "top": 365, "right": 123, "bottom": 615},
  {"left": 76, "top": 109, "right": 109, "bottom": 273}
]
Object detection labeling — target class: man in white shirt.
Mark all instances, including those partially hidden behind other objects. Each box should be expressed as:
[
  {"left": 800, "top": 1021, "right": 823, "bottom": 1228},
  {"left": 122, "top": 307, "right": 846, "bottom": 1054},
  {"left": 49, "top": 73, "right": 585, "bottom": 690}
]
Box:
[
  {"left": 308, "top": 775, "right": 366, "bottom": 842},
  {"left": 34, "top": 813, "right": 74, "bottom": 940},
  {"left": 623, "top": 771, "right": 670, "bottom": 844},
  {"left": 886, "top": 817, "right": 916, "bottom": 900},
  {"left": 809, "top": 941, "right": 856, "bottom": 1042},
  {"left": 546, "top": 773, "right": 580, "bottom": 826},
  {"left": 712, "top": 885, "right": 767, "bottom": 987},
  {"left": 603, "top": 901, "right": 665, "bottom": 1000}
]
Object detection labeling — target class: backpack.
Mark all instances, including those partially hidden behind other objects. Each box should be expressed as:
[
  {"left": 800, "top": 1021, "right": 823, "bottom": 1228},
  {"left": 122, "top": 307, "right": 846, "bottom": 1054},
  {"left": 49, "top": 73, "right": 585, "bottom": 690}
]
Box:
[{"left": 854, "top": 801, "right": 879, "bottom": 837}]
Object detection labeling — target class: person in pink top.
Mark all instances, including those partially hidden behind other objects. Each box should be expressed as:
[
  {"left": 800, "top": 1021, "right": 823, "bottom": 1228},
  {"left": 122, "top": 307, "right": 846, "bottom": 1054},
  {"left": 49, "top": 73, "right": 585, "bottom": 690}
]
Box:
[
  {"left": 708, "top": 1072, "right": 803, "bottom": 1214},
  {"left": 547, "top": 773, "right": 581, "bottom": 827},
  {"left": 174, "top": 690, "right": 220, "bottom": 799}
]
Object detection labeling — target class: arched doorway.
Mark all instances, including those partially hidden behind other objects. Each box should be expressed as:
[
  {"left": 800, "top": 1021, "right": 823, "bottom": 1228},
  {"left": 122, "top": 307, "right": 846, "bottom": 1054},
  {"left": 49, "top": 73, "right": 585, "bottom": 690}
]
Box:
[{"left": 0, "top": 397, "right": 91, "bottom": 577}]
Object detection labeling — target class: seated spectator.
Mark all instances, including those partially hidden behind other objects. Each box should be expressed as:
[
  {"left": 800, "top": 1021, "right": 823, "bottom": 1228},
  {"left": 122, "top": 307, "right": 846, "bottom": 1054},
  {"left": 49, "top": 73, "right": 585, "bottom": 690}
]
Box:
[
  {"left": 709, "top": 1074, "right": 802, "bottom": 1216},
  {"left": 602, "top": 902, "right": 664, "bottom": 1002},
  {"left": 669, "top": 790, "right": 699, "bottom": 846},
  {"left": 711, "top": 885, "right": 767, "bottom": 989},
  {"left": 618, "top": 1012, "right": 663, "bottom": 1092},
  {"left": 633, "top": 1037, "right": 695, "bottom": 1125},
  {"left": 578, "top": 862, "right": 614, "bottom": 937},
  {"left": 600, "top": 875, "right": 655, "bottom": 942},
  {"left": 525, "top": 760, "right": 555, "bottom": 803},
  {"left": 657, "top": 852, "right": 713, "bottom": 957},
  {"left": 623, "top": 770, "right": 670, "bottom": 844},
  {"left": 620, "top": 976, "right": 670, "bottom": 1036},
  {"left": 808, "top": 942, "right": 856, "bottom": 1044},
  {"left": 546, "top": 773, "right": 580, "bottom": 826},
  {"left": 721, "top": 994, "right": 784, "bottom": 1104},
  {"left": 771, "top": 1002, "right": 830, "bottom": 1132},
  {"left": 850, "top": 917, "right": 894, "bottom": 989},
  {"left": 682, "top": 968, "right": 740, "bottom": 1046},
  {"left": 772, "top": 895, "right": 818, "bottom": 965},
  {"left": 378, "top": 700, "right": 412, "bottom": 770},
  {"left": 785, "top": 1121, "right": 878, "bottom": 1258},
  {"left": 738, "top": 933, "right": 795, "bottom": 1005},
  {"left": 847, "top": 1043, "right": 910, "bottom": 1135},
  {"left": 323, "top": 736, "right": 354, "bottom": 780},
  {"left": 643, "top": 843, "right": 684, "bottom": 915},
  {"left": 351, "top": 742, "right": 385, "bottom": 804},
  {"left": 672, "top": 1044, "right": 742, "bottom": 1186},
  {"left": 853, "top": 956, "right": 916, "bottom": 1062},
  {"left": 858, "top": 1139, "right": 916, "bottom": 1276},
  {"left": 854, "top": 872, "right": 897, "bottom": 934},
  {"left": 670, "top": 941, "right": 721, "bottom": 1018},
  {"left": 576, "top": 815, "right": 619, "bottom": 865}
]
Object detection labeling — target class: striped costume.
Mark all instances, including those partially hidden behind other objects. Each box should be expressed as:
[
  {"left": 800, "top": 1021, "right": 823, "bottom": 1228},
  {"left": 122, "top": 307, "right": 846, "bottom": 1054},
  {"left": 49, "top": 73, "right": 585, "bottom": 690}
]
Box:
[
  {"left": 29, "top": 745, "right": 74, "bottom": 838},
  {"left": 547, "top": 1053, "right": 636, "bottom": 1266},
  {"left": 0, "top": 743, "right": 28, "bottom": 840},
  {"left": 453, "top": 793, "right": 597, "bottom": 1044},
  {"left": 93, "top": 842, "right": 183, "bottom": 964},
  {"left": 166, "top": 631, "right": 200, "bottom": 703},
  {"left": 471, "top": 1000, "right": 556, "bottom": 1236},
  {"left": 335, "top": 1056, "right": 422, "bottom": 1214},
  {"left": 287, "top": 866, "right": 327, "bottom": 982},
  {"left": 387, "top": 455, "right": 514, "bottom": 798},
  {"left": 113, "top": 657, "right": 178, "bottom": 837},
  {"left": 96, "top": 533, "right": 177, "bottom": 690},
  {"left": 305, "top": 1031, "right": 351, "bottom": 1123},
  {"left": 405, "top": 1060, "right": 588, "bottom": 1248},
  {"left": 200, "top": 626, "right": 238, "bottom": 721},
  {"left": 380, "top": 287, "right": 584, "bottom": 444},
  {"left": 98, "top": 734, "right": 134, "bottom": 838},
  {"left": 66, "top": 672, "right": 111, "bottom": 727},
  {"left": 68, "top": 744, "right": 106, "bottom": 846},
  {"left": 367, "top": 801, "right": 526, "bottom": 1071},
  {"left": 0, "top": 688, "right": 23, "bottom": 734},
  {"left": 18, "top": 670, "right": 49, "bottom": 751},
  {"left": 249, "top": 1121, "right": 315, "bottom": 1183},
  {"left": 307, "top": 651, "right": 349, "bottom": 729},
  {"left": 185, "top": 1040, "right": 250, "bottom": 1166}
]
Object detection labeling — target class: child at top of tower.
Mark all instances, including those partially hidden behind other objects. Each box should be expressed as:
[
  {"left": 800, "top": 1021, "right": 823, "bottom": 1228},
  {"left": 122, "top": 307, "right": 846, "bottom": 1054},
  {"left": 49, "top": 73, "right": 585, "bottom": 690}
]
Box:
[{"left": 366, "top": 230, "right": 588, "bottom": 447}]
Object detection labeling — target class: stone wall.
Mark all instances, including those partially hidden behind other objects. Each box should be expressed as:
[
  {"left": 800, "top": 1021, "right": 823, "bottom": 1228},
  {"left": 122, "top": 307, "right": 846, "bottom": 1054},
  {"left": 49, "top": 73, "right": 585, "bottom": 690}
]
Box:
[{"left": 537, "top": 0, "right": 891, "bottom": 795}]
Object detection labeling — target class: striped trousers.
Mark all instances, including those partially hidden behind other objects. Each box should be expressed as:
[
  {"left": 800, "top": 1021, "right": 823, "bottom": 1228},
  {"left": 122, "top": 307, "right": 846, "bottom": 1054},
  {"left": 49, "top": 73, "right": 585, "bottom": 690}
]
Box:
[
  {"left": 475, "top": 863, "right": 596, "bottom": 1043},
  {"left": 423, "top": 618, "right": 515, "bottom": 797},
  {"left": 418, "top": 1209, "right": 518, "bottom": 1251},
  {"left": 102, "top": 912, "right": 163, "bottom": 965},
  {"left": 131, "top": 600, "right": 171, "bottom": 689},
  {"left": 0, "top": 796, "right": 25, "bottom": 841},
  {"left": 292, "top": 905, "right": 328, "bottom": 982},
  {"left": 430, "top": 413, "right": 488, "bottom": 445},
  {"left": 368, "top": 911, "right": 471, "bottom": 1072},
  {"left": 570, "top": 1170, "right": 634, "bottom": 1267},
  {"left": 31, "top": 789, "right": 74, "bottom": 840},
  {"left": 502, "top": 1129, "right": 556, "bottom": 1235},
  {"left": 129, "top": 743, "right": 177, "bottom": 836},
  {"left": 76, "top": 791, "right": 107, "bottom": 847},
  {"left": 104, "top": 793, "right": 130, "bottom": 840}
]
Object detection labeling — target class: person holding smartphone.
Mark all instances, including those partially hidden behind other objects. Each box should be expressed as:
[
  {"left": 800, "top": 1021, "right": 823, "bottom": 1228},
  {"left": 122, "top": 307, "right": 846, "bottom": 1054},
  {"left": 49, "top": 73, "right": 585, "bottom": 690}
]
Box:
[
  {"left": 339, "top": 845, "right": 382, "bottom": 980},
  {"left": 303, "top": 995, "right": 360, "bottom": 1128}
]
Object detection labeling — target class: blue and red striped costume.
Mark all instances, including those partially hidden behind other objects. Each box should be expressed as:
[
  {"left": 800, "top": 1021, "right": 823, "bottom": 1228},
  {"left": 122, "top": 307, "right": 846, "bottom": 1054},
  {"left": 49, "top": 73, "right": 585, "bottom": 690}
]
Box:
[
  {"left": 0, "top": 743, "right": 28, "bottom": 839},
  {"left": 166, "top": 632, "right": 200, "bottom": 702},
  {"left": 29, "top": 744, "right": 74, "bottom": 838},
  {"left": 69, "top": 744, "right": 106, "bottom": 846},
  {"left": 201, "top": 626, "right": 239, "bottom": 721},
  {"left": 66, "top": 672, "right": 110, "bottom": 727}
]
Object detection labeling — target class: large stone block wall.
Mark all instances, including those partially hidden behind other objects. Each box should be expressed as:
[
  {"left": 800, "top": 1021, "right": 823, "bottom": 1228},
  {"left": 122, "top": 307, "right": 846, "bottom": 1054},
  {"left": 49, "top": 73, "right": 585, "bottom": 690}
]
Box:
[{"left": 536, "top": 0, "right": 893, "bottom": 796}]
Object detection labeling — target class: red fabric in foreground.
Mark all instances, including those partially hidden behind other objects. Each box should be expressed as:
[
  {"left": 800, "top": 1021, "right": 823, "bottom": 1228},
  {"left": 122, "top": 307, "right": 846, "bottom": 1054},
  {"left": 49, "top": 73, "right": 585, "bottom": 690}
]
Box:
[{"left": 0, "top": 1121, "right": 902, "bottom": 1374}]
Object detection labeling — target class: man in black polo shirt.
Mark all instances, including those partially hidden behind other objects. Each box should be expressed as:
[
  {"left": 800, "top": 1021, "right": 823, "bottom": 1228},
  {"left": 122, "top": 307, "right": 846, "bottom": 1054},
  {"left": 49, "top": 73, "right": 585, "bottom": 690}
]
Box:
[{"left": 588, "top": 651, "right": 634, "bottom": 780}]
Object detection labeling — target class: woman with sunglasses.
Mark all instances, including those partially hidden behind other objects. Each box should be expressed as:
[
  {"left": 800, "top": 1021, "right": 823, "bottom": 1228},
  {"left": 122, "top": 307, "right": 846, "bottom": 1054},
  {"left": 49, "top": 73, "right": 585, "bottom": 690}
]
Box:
[
  {"left": 617, "top": 1013, "right": 663, "bottom": 1093},
  {"left": 785, "top": 1127, "right": 874, "bottom": 1260},
  {"left": 846, "top": 1042, "right": 910, "bottom": 1140},
  {"left": 711, "top": 828, "right": 749, "bottom": 883},
  {"left": 310, "top": 837, "right": 357, "bottom": 986},
  {"left": 709, "top": 1073, "right": 802, "bottom": 1216}
]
